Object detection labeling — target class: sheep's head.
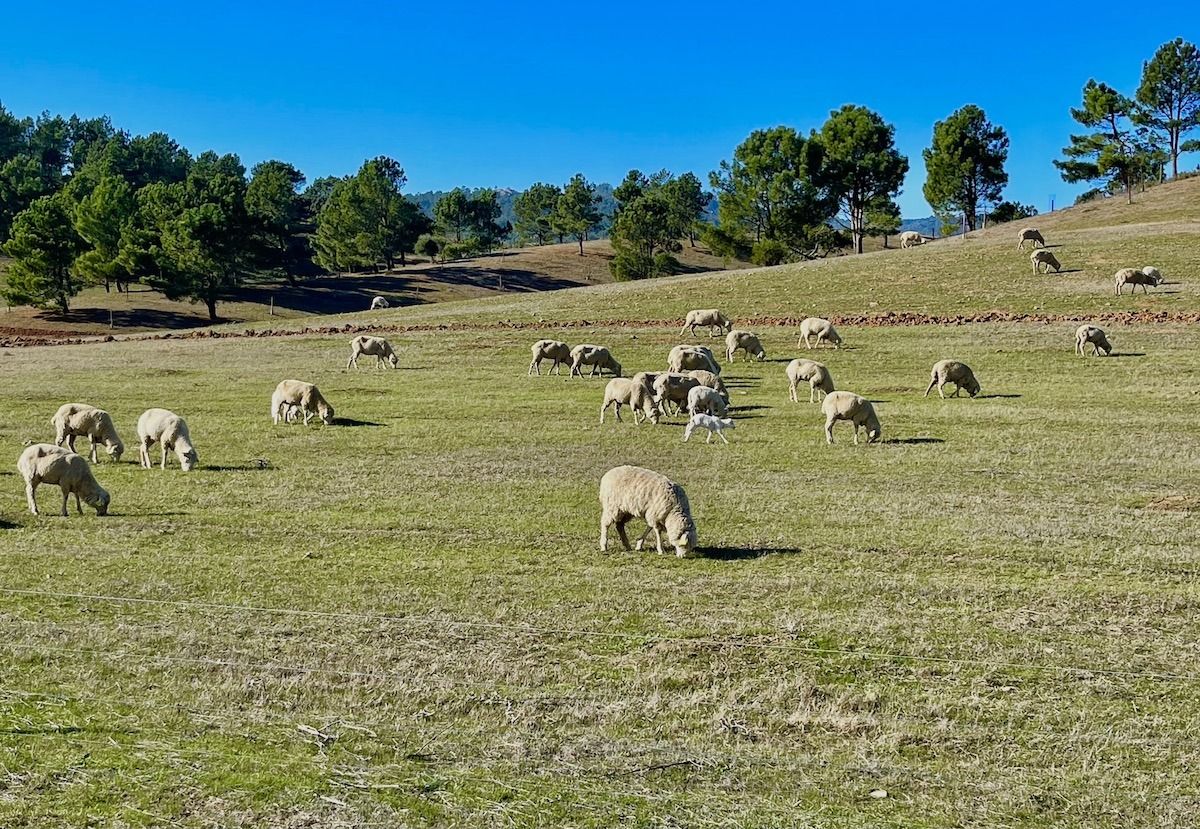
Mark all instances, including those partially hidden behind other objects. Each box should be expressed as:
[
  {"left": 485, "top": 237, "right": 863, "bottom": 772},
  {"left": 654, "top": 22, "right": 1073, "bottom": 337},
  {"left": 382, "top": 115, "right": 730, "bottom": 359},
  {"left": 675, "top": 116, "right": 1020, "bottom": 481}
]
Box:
[
  {"left": 388, "top": 353, "right": 400, "bottom": 367},
  {"left": 965, "top": 377, "right": 981, "bottom": 398},
  {"left": 181, "top": 449, "right": 198, "bottom": 472},
  {"left": 108, "top": 442, "right": 125, "bottom": 462},
  {"left": 320, "top": 404, "right": 336, "bottom": 425},
  {"left": 610, "top": 360, "right": 622, "bottom": 378},
  {"left": 866, "top": 422, "right": 882, "bottom": 443},
  {"left": 89, "top": 489, "right": 110, "bottom": 516},
  {"left": 671, "top": 522, "right": 698, "bottom": 558}
]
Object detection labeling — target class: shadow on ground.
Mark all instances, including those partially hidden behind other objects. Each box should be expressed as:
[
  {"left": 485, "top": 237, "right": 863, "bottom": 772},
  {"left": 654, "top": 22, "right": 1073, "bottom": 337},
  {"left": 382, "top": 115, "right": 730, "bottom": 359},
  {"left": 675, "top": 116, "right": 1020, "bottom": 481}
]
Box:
[{"left": 700, "top": 546, "right": 804, "bottom": 560}]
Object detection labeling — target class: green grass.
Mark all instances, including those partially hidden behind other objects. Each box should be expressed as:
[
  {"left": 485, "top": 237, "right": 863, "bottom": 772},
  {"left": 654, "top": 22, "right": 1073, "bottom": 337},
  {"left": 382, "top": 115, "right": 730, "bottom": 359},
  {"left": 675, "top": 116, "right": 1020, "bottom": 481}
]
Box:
[{"left": 3, "top": 314, "right": 1200, "bottom": 827}]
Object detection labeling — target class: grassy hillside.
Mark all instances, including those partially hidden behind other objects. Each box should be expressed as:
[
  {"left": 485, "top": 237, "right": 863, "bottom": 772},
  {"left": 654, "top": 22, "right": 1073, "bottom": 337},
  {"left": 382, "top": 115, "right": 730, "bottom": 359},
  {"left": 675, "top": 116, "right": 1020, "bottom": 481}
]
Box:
[{"left": 1, "top": 178, "right": 1200, "bottom": 827}]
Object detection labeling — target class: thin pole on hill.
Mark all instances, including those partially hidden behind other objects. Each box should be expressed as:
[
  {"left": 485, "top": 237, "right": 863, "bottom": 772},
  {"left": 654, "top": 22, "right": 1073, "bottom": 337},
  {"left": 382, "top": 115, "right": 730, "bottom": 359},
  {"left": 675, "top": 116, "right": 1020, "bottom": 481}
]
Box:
[{"left": 269, "top": 297, "right": 274, "bottom": 316}]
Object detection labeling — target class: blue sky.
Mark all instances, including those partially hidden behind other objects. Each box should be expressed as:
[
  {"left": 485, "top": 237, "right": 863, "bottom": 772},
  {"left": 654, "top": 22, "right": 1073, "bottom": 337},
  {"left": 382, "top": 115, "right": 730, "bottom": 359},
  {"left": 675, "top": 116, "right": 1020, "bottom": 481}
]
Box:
[{"left": 1, "top": 2, "right": 1194, "bottom": 218}]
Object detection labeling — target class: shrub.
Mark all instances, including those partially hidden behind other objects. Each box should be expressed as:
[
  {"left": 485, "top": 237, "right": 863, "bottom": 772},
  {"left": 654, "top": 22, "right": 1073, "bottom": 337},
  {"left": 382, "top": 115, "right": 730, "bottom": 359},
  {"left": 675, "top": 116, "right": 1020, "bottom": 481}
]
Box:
[{"left": 751, "top": 239, "right": 790, "bottom": 267}]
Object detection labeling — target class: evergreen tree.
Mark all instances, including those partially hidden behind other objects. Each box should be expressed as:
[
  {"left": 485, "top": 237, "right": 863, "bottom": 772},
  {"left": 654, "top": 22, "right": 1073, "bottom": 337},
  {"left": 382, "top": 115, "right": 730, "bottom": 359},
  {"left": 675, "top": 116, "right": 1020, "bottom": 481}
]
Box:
[
  {"left": 246, "top": 160, "right": 308, "bottom": 284},
  {"left": 1134, "top": 38, "right": 1200, "bottom": 178},
  {"left": 2, "top": 193, "right": 83, "bottom": 312},
  {"left": 72, "top": 173, "right": 136, "bottom": 292},
  {"left": 555, "top": 174, "right": 602, "bottom": 256},
  {"left": 512, "top": 182, "right": 561, "bottom": 245},
  {"left": 1054, "top": 80, "right": 1145, "bottom": 204},
  {"left": 922, "top": 105, "right": 1009, "bottom": 232},
  {"left": 434, "top": 188, "right": 473, "bottom": 242}
]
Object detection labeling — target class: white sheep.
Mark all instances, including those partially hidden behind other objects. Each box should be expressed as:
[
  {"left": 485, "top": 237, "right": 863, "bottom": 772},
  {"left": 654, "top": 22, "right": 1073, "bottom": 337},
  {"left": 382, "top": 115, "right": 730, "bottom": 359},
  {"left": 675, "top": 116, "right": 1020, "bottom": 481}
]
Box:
[
  {"left": 898, "top": 230, "right": 925, "bottom": 249},
  {"left": 798, "top": 317, "right": 842, "bottom": 350},
  {"left": 1115, "top": 267, "right": 1163, "bottom": 295},
  {"left": 786, "top": 359, "right": 834, "bottom": 403},
  {"left": 271, "top": 380, "right": 335, "bottom": 426},
  {"left": 668, "top": 344, "right": 721, "bottom": 375},
  {"left": 680, "top": 309, "right": 733, "bottom": 337},
  {"left": 347, "top": 335, "right": 399, "bottom": 369},
  {"left": 1031, "top": 249, "right": 1061, "bottom": 274},
  {"left": 1017, "top": 228, "right": 1045, "bottom": 251},
  {"left": 821, "top": 391, "right": 881, "bottom": 445},
  {"left": 687, "top": 384, "right": 728, "bottom": 418},
  {"left": 599, "top": 465, "right": 697, "bottom": 557},
  {"left": 137, "top": 408, "right": 199, "bottom": 471},
  {"left": 725, "top": 329, "right": 766, "bottom": 362},
  {"left": 51, "top": 403, "right": 124, "bottom": 463},
  {"left": 601, "top": 377, "right": 661, "bottom": 425},
  {"left": 653, "top": 372, "right": 701, "bottom": 416},
  {"left": 925, "top": 360, "right": 980, "bottom": 398},
  {"left": 528, "top": 339, "right": 572, "bottom": 375},
  {"left": 570, "top": 344, "right": 622, "bottom": 378},
  {"left": 686, "top": 369, "right": 729, "bottom": 403},
  {"left": 369, "top": 296, "right": 390, "bottom": 310},
  {"left": 18, "top": 443, "right": 110, "bottom": 516},
  {"left": 1075, "top": 325, "right": 1112, "bottom": 356},
  {"left": 683, "top": 412, "right": 735, "bottom": 444}
]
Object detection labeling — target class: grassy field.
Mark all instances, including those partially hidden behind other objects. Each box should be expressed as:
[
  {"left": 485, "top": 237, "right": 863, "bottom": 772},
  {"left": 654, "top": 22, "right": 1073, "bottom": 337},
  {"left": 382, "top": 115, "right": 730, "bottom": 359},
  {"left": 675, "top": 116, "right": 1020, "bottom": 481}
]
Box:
[{"left": 2, "top": 182, "right": 1200, "bottom": 827}]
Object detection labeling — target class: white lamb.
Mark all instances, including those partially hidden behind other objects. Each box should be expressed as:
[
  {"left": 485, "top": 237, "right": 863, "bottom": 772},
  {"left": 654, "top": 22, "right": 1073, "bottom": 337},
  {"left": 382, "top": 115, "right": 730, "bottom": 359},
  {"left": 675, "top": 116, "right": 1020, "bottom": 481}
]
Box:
[
  {"left": 683, "top": 412, "right": 735, "bottom": 444},
  {"left": 1115, "top": 267, "right": 1163, "bottom": 295},
  {"left": 137, "top": 409, "right": 199, "bottom": 471},
  {"left": 821, "top": 391, "right": 881, "bottom": 445},
  {"left": 600, "top": 377, "right": 661, "bottom": 425},
  {"left": 1017, "top": 228, "right": 1045, "bottom": 251},
  {"left": 369, "top": 296, "right": 390, "bottom": 310},
  {"left": 529, "top": 339, "right": 572, "bottom": 375},
  {"left": 271, "top": 380, "right": 335, "bottom": 426},
  {"left": 1075, "top": 325, "right": 1112, "bottom": 357},
  {"left": 798, "top": 317, "right": 842, "bottom": 349},
  {"left": 347, "top": 335, "right": 399, "bottom": 369},
  {"left": 668, "top": 345, "right": 721, "bottom": 375},
  {"left": 599, "top": 465, "right": 697, "bottom": 557},
  {"left": 680, "top": 309, "right": 733, "bottom": 337},
  {"left": 898, "top": 230, "right": 925, "bottom": 249},
  {"left": 653, "top": 373, "right": 701, "bottom": 415},
  {"left": 686, "top": 369, "right": 729, "bottom": 403},
  {"left": 51, "top": 403, "right": 124, "bottom": 463},
  {"left": 925, "top": 360, "right": 980, "bottom": 398},
  {"left": 1031, "top": 249, "right": 1061, "bottom": 274},
  {"left": 687, "top": 385, "right": 728, "bottom": 418},
  {"left": 570, "top": 344, "right": 622, "bottom": 378},
  {"left": 786, "top": 359, "right": 834, "bottom": 403},
  {"left": 18, "top": 443, "right": 110, "bottom": 517},
  {"left": 725, "top": 329, "right": 766, "bottom": 362}
]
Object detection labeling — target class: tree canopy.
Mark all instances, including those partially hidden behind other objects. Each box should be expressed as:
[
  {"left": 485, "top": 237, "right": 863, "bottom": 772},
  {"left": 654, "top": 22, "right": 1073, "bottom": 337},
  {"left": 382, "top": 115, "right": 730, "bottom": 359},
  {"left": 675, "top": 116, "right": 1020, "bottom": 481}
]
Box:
[
  {"left": 922, "top": 105, "right": 1009, "bottom": 232},
  {"left": 1055, "top": 80, "right": 1148, "bottom": 204},
  {"left": 1134, "top": 38, "right": 1200, "bottom": 178}
]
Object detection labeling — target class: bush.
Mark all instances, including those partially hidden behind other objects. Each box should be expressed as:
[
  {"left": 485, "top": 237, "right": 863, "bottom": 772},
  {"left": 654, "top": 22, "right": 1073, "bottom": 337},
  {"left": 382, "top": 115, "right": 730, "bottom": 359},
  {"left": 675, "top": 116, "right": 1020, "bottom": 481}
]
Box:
[
  {"left": 415, "top": 234, "right": 443, "bottom": 263},
  {"left": 652, "top": 252, "right": 680, "bottom": 276},
  {"left": 751, "top": 239, "right": 790, "bottom": 267},
  {"left": 609, "top": 250, "right": 655, "bottom": 282},
  {"left": 1074, "top": 188, "right": 1106, "bottom": 205}
]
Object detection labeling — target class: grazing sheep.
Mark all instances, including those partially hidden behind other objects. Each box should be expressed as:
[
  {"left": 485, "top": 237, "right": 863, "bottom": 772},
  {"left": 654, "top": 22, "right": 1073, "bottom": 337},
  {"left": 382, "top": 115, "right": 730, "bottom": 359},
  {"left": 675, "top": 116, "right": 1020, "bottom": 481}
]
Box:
[
  {"left": 369, "top": 296, "right": 390, "bottom": 310},
  {"left": 570, "top": 344, "right": 622, "bottom": 378},
  {"left": 725, "top": 329, "right": 766, "bottom": 362},
  {"left": 683, "top": 412, "right": 736, "bottom": 444},
  {"left": 1017, "top": 228, "right": 1045, "bottom": 251},
  {"left": 680, "top": 309, "right": 733, "bottom": 337},
  {"left": 1075, "top": 325, "right": 1112, "bottom": 357},
  {"left": 528, "top": 339, "right": 572, "bottom": 375},
  {"left": 786, "top": 359, "right": 834, "bottom": 403},
  {"left": 51, "top": 403, "right": 124, "bottom": 463},
  {"left": 137, "top": 409, "right": 199, "bottom": 471},
  {"left": 347, "top": 335, "right": 399, "bottom": 369},
  {"left": 898, "top": 230, "right": 925, "bottom": 249},
  {"left": 1115, "top": 267, "right": 1164, "bottom": 295},
  {"left": 687, "top": 385, "right": 728, "bottom": 418},
  {"left": 18, "top": 444, "right": 110, "bottom": 517},
  {"left": 798, "top": 317, "right": 842, "bottom": 350},
  {"left": 1142, "top": 266, "right": 1163, "bottom": 282},
  {"left": 925, "top": 360, "right": 980, "bottom": 398},
  {"left": 601, "top": 377, "right": 661, "bottom": 425},
  {"left": 821, "top": 391, "right": 881, "bottom": 445},
  {"left": 653, "top": 373, "right": 702, "bottom": 416},
  {"left": 1031, "top": 249, "right": 1061, "bottom": 274},
  {"left": 272, "top": 380, "right": 335, "bottom": 425},
  {"left": 599, "top": 465, "right": 697, "bottom": 557},
  {"left": 686, "top": 369, "right": 729, "bottom": 403},
  {"left": 668, "top": 345, "right": 721, "bottom": 375}
]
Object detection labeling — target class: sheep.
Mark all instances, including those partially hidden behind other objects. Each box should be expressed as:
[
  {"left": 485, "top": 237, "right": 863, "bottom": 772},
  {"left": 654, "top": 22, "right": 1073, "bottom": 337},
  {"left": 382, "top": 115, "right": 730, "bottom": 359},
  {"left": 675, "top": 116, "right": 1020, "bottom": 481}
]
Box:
[
  {"left": 725, "top": 329, "right": 766, "bottom": 362},
  {"left": 570, "top": 344, "right": 622, "bottom": 378},
  {"left": 18, "top": 443, "right": 110, "bottom": 517},
  {"left": 687, "top": 384, "right": 728, "bottom": 418},
  {"left": 1017, "top": 228, "right": 1045, "bottom": 251},
  {"left": 600, "top": 377, "right": 661, "bottom": 425},
  {"left": 281, "top": 402, "right": 302, "bottom": 423},
  {"left": 680, "top": 308, "right": 733, "bottom": 337},
  {"left": 898, "top": 230, "right": 925, "bottom": 249},
  {"left": 1075, "top": 325, "right": 1112, "bottom": 357},
  {"left": 668, "top": 344, "right": 721, "bottom": 375},
  {"left": 686, "top": 369, "right": 729, "bottom": 403},
  {"left": 683, "top": 412, "right": 735, "bottom": 444},
  {"left": 272, "top": 380, "right": 336, "bottom": 425},
  {"left": 599, "top": 465, "right": 697, "bottom": 558},
  {"left": 798, "top": 317, "right": 842, "bottom": 350},
  {"left": 786, "top": 359, "right": 834, "bottom": 403},
  {"left": 347, "top": 335, "right": 399, "bottom": 369},
  {"left": 528, "top": 339, "right": 572, "bottom": 375},
  {"left": 369, "top": 296, "right": 390, "bottom": 310},
  {"left": 653, "top": 373, "right": 701, "bottom": 416},
  {"left": 1115, "top": 267, "right": 1164, "bottom": 295},
  {"left": 1031, "top": 249, "right": 1061, "bottom": 274},
  {"left": 925, "top": 360, "right": 980, "bottom": 398},
  {"left": 821, "top": 391, "right": 881, "bottom": 445},
  {"left": 51, "top": 403, "right": 124, "bottom": 463},
  {"left": 137, "top": 409, "right": 199, "bottom": 471}
]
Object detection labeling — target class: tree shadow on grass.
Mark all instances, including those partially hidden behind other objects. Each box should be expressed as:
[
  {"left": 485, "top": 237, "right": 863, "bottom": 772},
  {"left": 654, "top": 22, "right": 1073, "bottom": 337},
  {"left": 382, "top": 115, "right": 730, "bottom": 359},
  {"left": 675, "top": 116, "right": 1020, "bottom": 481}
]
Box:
[
  {"left": 699, "top": 546, "right": 804, "bottom": 560},
  {"left": 884, "top": 437, "right": 945, "bottom": 445},
  {"left": 333, "top": 417, "right": 384, "bottom": 427}
]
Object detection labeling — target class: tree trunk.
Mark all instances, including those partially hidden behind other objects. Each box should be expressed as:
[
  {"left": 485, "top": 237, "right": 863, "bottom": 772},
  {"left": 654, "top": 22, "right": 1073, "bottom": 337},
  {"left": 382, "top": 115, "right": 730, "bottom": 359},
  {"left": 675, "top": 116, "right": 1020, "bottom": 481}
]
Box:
[
  {"left": 577, "top": 236, "right": 584, "bottom": 256},
  {"left": 206, "top": 297, "right": 218, "bottom": 322}
]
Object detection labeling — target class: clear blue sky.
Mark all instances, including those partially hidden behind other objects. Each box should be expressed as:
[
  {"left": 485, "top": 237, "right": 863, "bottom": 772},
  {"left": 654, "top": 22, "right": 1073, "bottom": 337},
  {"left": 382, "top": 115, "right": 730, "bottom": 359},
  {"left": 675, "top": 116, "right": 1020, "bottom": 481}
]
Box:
[{"left": 1, "top": 1, "right": 1194, "bottom": 218}]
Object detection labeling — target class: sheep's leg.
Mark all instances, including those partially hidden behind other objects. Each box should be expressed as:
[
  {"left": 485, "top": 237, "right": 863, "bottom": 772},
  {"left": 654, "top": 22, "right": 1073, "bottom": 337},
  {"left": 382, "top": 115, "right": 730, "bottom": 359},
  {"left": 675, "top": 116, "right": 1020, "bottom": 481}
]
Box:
[
  {"left": 66, "top": 434, "right": 77, "bottom": 452},
  {"left": 60, "top": 487, "right": 71, "bottom": 517},
  {"left": 652, "top": 526, "right": 665, "bottom": 555},
  {"left": 600, "top": 518, "right": 609, "bottom": 551},
  {"left": 717, "top": 429, "right": 729, "bottom": 445},
  {"left": 140, "top": 441, "right": 152, "bottom": 469},
  {"left": 161, "top": 443, "right": 169, "bottom": 471},
  {"left": 825, "top": 417, "right": 836, "bottom": 444},
  {"left": 74, "top": 490, "right": 83, "bottom": 515},
  {"left": 615, "top": 520, "right": 633, "bottom": 551},
  {"left": 89, "top": 438, "right": 100, "bottom": 463},
  {"left": 347, "top": 353, "right": 357, "bottom": 369},
  {"left": 924, "top": 376, "right": 937, "bottom": 397},
  {"left": 25, "top": 479, "right": 39, "bottom": 516},
  {"left": 705, "top": 430, "right": 713, "bottom": 444}
]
